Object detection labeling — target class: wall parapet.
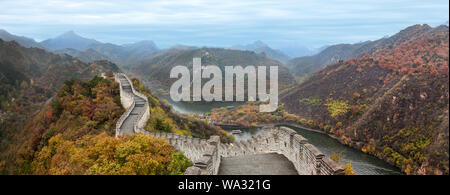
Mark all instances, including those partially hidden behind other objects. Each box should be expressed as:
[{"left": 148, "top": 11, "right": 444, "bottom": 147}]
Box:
[
  {"left": 115, "top": 73, "right": 135, "bottom": 137},
  {"left": 148, "top": 132, "right": 221, "bottom": 175},
  {"left": 114, "top": 73, "right": 150, "bottom": 137},
  {"left": 151, "top": 126, "right": 343, "bottom": 175},
  {"left": 220, "top": 126, "right": 345, "bottom": 175}
]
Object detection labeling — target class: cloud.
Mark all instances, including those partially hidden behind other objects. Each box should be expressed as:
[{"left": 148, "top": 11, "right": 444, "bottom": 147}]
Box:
[{"left": 0, "top": 0, "right": 448, "bottom": 47}]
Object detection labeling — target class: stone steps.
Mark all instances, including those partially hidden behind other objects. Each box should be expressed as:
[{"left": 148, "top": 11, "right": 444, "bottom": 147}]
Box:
[
  {"left": 116, "top": 73, "right": 150, "bottom": 136},
  {"left": 218, "top": 153, "right": 298, "bottom": 175}
]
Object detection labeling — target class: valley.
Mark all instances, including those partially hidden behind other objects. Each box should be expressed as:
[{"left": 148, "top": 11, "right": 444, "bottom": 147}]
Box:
[{"left": 0, "top": 22, "right": 448, "bottom": 175}]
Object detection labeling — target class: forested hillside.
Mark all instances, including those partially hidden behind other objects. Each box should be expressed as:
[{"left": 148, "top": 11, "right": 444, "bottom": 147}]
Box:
[
  {"left": 287, "top": 24, "right": 447, "bottom": 81},
  {"left": 0, "top": 40, "right": 212, "bottom": 174},
  {"left": 281, "top": 24, "right": 449, "bottom": 174},
  {"left": 0, "top": 39, "right": 122, "bottom": 119},
  {"left": 0, "top": 29, "right": 42, "bottom": 48},
  {"left": 130, "top": 77, "right": 233, "bottom": 142},
  {"left": 130, "top": 47, "right": 295, "bottom": 97},
  {"left": 0, "top": 76, "right": 194, "bottom": 174}
]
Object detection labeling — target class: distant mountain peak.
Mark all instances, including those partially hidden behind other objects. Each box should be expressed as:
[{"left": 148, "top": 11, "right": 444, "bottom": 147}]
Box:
[
  {"left": 64, "top": 30, "right": 76, "bottom": 35},
  {"left": 235, "top": 40, "right": 270, "bottom": 50},
  {"left": 136, "top": 40, "right": 155, "bottom": 44},
  {"left": 229, "top": 41, "right": 290, "bottom": 62},
  {"left": 122, "top": 40, "right": 158, "bottom": 50},
  {"left": 41, "top": 30, "right": 100, "bottom": 51},
  {"left": 58, "top": 30, "right": 82, "bottom": 38},
  {"left": 252, "top": 40, "right": 268, "bottom": 47},
  {"left": 169, "top": 44, "right": 198, "bottom": 50}
]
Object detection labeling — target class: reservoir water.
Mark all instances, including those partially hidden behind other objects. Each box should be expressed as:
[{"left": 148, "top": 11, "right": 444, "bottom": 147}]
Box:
[{"left": 281, "top": 125, "right": 401, "bottom": 175}]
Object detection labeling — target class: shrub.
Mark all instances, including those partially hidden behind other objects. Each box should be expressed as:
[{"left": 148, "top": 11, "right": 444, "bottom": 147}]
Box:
[{"left": 324, "top": 98, "right": 350, "bottom": 119}]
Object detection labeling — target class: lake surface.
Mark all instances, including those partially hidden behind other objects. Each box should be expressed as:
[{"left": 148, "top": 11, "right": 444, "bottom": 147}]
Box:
[
  {"left": 152, "top": 88, "right": 402, "bottom": 175},
  {"left": 163, "top": 96, "right": 244, "bottom": 115},
  {"left": 142, "top": 79, "right": 245, "bottom": 115}
]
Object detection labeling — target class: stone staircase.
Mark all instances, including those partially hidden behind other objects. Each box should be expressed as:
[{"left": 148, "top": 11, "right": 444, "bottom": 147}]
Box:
[{"left": 114, "top": 73, "right": 150, "bottom": 137}]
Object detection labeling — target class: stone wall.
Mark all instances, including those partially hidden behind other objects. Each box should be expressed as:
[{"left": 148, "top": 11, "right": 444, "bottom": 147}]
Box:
[
  {"left": 114, "top": 73, "right": 150, "bottom": 137},
  {"left": 220, "top": 126, "right": 345, "bottom": 175},
  {"left": 149, "top": 126, "right": 343, "bottom": 175},
  {"left": 121, "top": 74, "right": 150, "bottom": 133},
  {"left": 114, "top": 73, "right": 135, "bottom": 137},
  {"left": 148, "top": 132, "right": 221, "bottom": 175},
  {"left": 115, "top": 73, "right": 133, "bottom": 110}
]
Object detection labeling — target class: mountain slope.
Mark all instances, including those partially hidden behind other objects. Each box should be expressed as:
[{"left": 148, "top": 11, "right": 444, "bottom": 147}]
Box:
[
  {"left": 276, "top": 43, "right": 319, "bottom": 58},
  {"left": 230, "top": 41, "right": 291, "bottom": 63},
  {"left": 54, "top": 48, "right": 111, "bottom": 63},
  {"left": 82, "top": 41, "right": 160, "bottom": 66},
  {"left": 2, "top": 29, "right": 161, "bottom": 67},
  {"left": 130, "top": 47, "right": 295, "bottom": 93},
  {"left": 0, "top": 39, "right": 87, "bottom": 96},
  {"left": 40, "top": 31, "right": 160, "bottom": 66},
  {"left": 40, "top": 31, "right": 101, "bottom": 51},
  {"left": 0, "top": 40, "right": 123, "bottom": 173},
  {"left": 287, "top": 24, "right": 444, "bottom": 79},
  {"left": 280, "top": 25, "right": 449, "bottom": 174},
  {"left": 0, "top": 74, "right": 231, "bottom": 174},
  {"left": 287, "top": 42, "right": 368, "bottom": 79},
  {"left": 0, "top": 76, "right": 195, "bottom": 174},
  {"left": 119, "top": 40, "right": 160, "bottom": 66},
  {"left": 0, "top": 39, "right": 121, "bottom": 95},
  {"left": 0, "top": 39, "right": 120, "bottom": 149},
  {"left": 0, "top": 29, "right": 42, "bottom": 48}
]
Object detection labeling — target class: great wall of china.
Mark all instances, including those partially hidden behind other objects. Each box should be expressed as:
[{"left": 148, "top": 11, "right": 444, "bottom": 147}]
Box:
[
  {"left": 113, "top": 73, "right": 344, "bottom": 175},
  {"left": 114, "top": 73, "right": 150, "bottom": 137}
]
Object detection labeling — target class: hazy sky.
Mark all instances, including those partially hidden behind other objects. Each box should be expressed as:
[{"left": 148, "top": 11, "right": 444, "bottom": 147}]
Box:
[{"left": 0, "top": 0, "right": 448, "bottom": 48}]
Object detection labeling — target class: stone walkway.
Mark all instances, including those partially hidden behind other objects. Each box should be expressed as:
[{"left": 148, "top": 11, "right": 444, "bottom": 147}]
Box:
[
  {"left": 218, "top": 153, "right": 298, "bottom": 175},
  {"left": 118, "top": 74, "right": 147, "bottom": 135}
]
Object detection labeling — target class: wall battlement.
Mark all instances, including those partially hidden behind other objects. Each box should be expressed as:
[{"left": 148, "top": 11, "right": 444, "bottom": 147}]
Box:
[
  {"left": 220, "top": 126, "right": 344, "bottom": 175},
  {"left": 149, "top": 126, "right": 344, "bottom": 175}
]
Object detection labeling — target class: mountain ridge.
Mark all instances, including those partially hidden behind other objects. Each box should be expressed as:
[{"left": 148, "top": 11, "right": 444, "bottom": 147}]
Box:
[
  {"left": 40, "top": 30, "right": 101, "bottom": 51},
  {"left": 286, "top": 24, "right": 446, "bottom": 80},
  {"left": 230, "top": 40, "right": 291, "bottom": 63},
  {"left": 130, "top": 47, "right": 296, "bottom": 96},
  {"left": 0, "top": 29, "right": 42, "bottom": 48}
]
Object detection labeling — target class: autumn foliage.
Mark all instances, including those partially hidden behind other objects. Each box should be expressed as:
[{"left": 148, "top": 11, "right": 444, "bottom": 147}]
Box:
[
  {"left": 347, "top": 32, "right": 449, "bottom": 76},
  {"left": 1, "top": 76, "right": 193, "bottom": 174},
  {"left": 32, "top": 133, "right": 191, "bottom": 175}
]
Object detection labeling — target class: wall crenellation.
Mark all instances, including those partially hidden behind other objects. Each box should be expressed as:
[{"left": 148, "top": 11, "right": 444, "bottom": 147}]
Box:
[
  {"left": 218, "top": 126, "right": 345, "bottom": 175},
  {"left": 148, "top": 131, "right": 221, "bottom": 175}
]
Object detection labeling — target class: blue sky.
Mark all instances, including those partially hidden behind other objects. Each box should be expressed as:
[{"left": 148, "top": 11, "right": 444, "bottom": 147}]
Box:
[{"left": 0, "top": 0, "right": 448, "bottom": 49}]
